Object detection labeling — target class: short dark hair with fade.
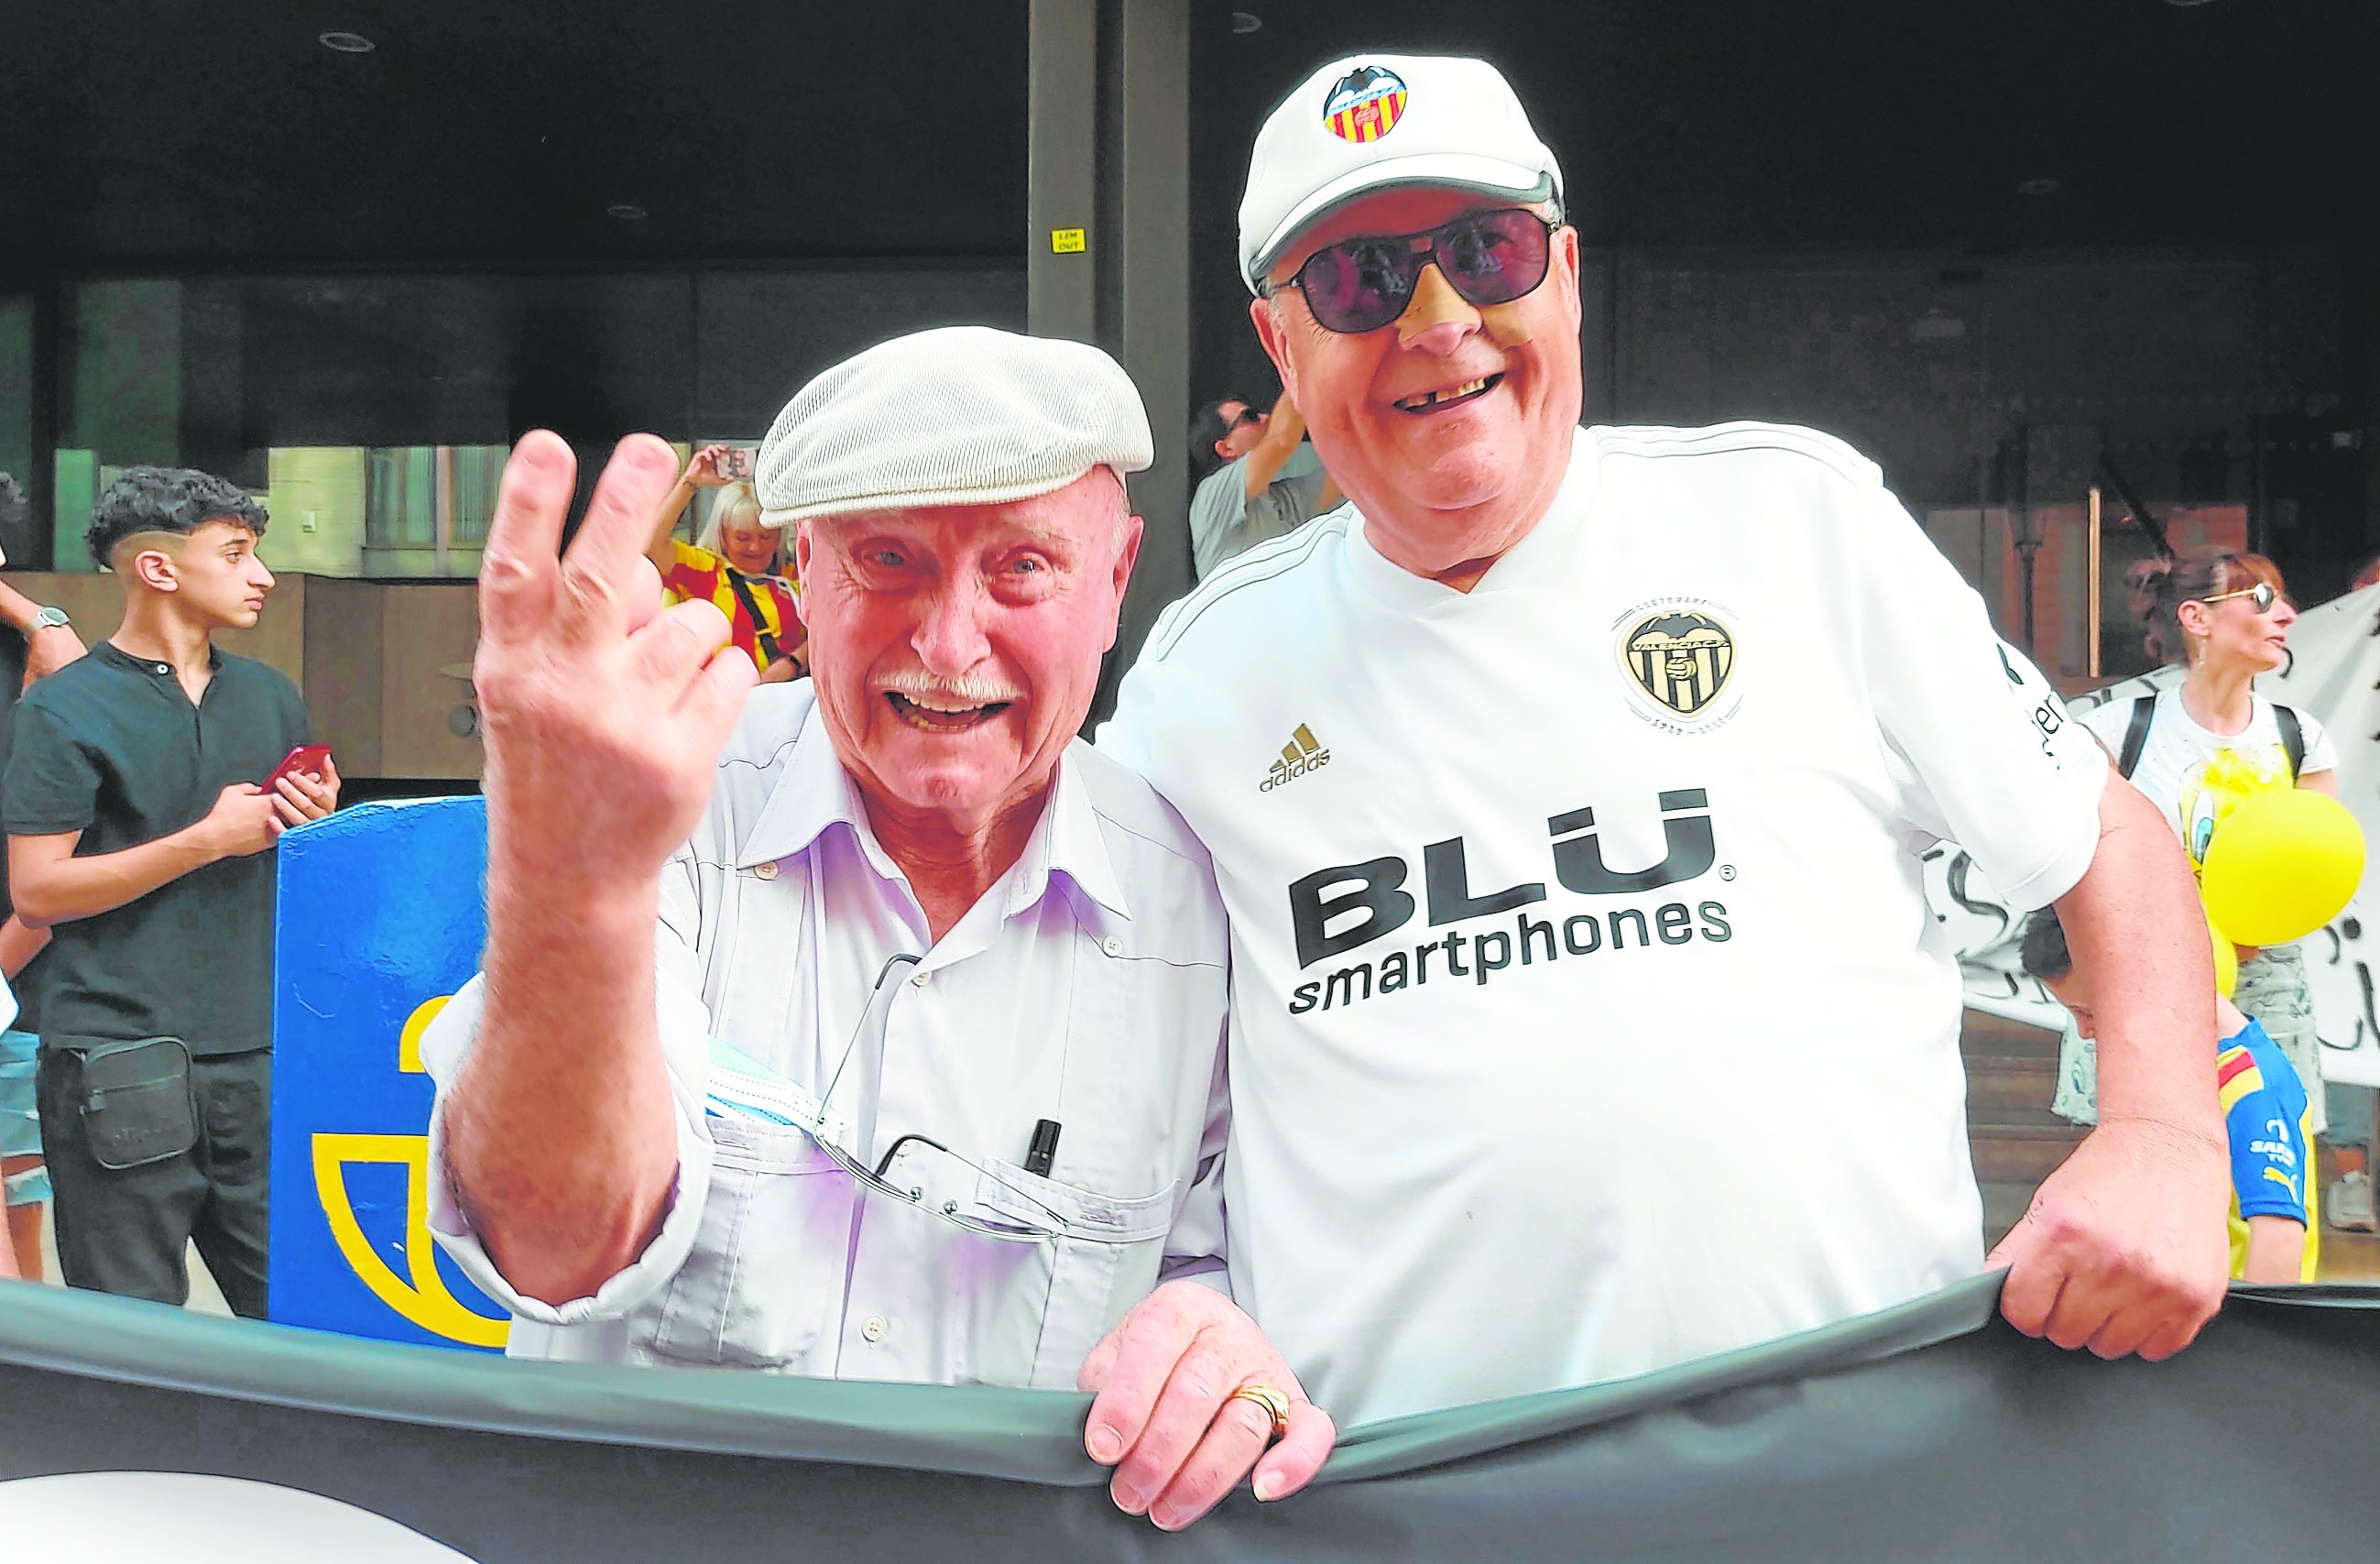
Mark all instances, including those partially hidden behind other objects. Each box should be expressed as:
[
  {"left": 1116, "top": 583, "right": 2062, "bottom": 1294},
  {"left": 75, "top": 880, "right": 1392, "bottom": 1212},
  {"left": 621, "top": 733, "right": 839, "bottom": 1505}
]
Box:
[
  {"left": 2017, "top": 909, "right": 2072, "bottom": 984},
  {"left": 87, "top": 465, "right": 269, "bottom": 568},
  {"left": 1189, "top": 394, "right": 1251, "bottom": 483}
]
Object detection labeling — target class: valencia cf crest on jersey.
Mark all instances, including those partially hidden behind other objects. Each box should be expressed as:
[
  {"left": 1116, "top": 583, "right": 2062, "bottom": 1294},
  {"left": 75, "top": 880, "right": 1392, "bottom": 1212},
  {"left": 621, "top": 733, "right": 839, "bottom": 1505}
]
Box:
[
  {"left": 1324, "top": 66, "right": 1408, "bottom": 143},
  {"left": 1616, "top": 601, "right": 1741, "bottom": 731}
]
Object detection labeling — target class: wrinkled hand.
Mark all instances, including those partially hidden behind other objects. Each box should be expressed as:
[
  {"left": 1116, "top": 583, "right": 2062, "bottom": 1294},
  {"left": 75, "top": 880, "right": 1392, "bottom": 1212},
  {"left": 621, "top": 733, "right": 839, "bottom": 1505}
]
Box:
[
  {"left": 475, "top": 432, "right": 756, "bottom": 891},
  {"left": 1079, "top": 1280, "right": 1335, "bottom": 1530},
  {"left": 197, "top": 783, "right": 285, "bottom": 859},
  {"left": 271, "top": 753, "right": 342, "bottom": 828},
  {"left": 1990, "top": 1115, "right": 2230, "bottom": 1360}
]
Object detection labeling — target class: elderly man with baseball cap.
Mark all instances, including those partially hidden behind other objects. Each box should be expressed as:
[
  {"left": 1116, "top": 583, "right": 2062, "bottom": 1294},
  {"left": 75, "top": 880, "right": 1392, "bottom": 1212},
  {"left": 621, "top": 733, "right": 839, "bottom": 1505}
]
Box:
[
  {"left": 424, "top": 326, "right": 1331, "bottom": 1529},
  {"left": 1100, "top": 54, "right": 2231, "bottom": 1427}
]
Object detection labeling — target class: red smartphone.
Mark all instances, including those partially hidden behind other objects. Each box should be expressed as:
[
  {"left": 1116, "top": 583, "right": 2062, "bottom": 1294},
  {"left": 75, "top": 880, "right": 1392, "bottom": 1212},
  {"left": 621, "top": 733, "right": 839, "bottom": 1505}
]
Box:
[{"left": 267, "top": 744, "right": 333, "bottom": 789}]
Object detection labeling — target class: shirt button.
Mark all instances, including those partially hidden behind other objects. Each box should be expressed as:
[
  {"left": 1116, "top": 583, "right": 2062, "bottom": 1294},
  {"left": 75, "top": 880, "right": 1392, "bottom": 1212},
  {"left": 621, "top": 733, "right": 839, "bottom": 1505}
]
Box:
[
  {"left": 860, "top": 1315, "right": 889, "bottom": 1343},
  {"left": 1101, "top": 936, "right": 1123, "bottom": 957},
  {"left": 911, "top": 969, "right": 932, "bottom": 987},
  {"left": 753, "top": 861, "right": 778, "bottom": 880}
]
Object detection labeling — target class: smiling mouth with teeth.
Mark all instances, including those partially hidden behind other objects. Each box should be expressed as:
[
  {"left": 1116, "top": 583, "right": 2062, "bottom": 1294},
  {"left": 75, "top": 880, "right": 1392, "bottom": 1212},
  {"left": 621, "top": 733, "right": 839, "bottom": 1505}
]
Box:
[
  {"left": 885, "top": 691, "right": 1014, "bottom": 732},
  {"left": 1394, "top": 373, "right": 1502, "bottom": 413}
]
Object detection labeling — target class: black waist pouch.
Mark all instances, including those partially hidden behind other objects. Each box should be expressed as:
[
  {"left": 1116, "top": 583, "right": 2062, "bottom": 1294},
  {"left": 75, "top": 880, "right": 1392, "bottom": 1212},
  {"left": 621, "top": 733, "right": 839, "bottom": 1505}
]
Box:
[{"left": 60, "top": 1037, "right": 199, "bottom": 1170}]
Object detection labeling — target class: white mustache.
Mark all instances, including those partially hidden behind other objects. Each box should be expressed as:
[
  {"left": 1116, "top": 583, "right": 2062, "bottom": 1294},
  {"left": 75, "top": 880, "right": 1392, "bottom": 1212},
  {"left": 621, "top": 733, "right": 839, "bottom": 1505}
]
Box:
[{"left": 873, "top": 672, "right": 1024, "bottom": 707}]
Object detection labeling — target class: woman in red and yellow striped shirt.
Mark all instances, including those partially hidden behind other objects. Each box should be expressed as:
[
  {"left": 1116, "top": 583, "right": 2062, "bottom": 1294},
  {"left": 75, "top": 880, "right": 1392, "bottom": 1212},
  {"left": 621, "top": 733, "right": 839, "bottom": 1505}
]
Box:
[{"left": 644, "top": 445, "right": 807, "bottom": 682}]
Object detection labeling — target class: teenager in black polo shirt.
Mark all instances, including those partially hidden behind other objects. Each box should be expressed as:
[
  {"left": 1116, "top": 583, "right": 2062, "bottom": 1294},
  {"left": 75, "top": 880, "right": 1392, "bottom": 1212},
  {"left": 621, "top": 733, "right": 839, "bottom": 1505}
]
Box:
[{"left": 2, "top": 468, "right": 337, "bottom": 1314}]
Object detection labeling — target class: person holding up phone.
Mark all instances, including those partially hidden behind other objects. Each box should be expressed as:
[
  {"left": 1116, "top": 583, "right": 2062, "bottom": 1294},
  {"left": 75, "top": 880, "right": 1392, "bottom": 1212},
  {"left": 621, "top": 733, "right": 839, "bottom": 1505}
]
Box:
[
  {"left": 644, "top": 443, "right": 807, "bottom": 683},
  {"left": 1, "top": 467, "right": 337, "bottom": 1315}
]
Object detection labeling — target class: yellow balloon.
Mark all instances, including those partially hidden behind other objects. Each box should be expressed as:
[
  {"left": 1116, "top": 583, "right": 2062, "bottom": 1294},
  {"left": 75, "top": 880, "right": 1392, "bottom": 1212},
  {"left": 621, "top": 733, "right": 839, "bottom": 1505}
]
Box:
[
  {"left": 2200, "top": 788, "right": 2366, "bottom": 946},
  {"left": 2206, "top": 913, "right": 2238, "bottom": 1000}
]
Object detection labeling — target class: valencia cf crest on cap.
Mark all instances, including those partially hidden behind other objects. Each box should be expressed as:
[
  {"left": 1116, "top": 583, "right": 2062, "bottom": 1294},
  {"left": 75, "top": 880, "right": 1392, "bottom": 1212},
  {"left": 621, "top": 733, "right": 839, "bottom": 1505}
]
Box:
[
  {"left": 1617, "top": 602, "right": 1741, "bottom": 730},
  {"left": 1323, "top": 65, "right": 1409, "bottom": 143}
]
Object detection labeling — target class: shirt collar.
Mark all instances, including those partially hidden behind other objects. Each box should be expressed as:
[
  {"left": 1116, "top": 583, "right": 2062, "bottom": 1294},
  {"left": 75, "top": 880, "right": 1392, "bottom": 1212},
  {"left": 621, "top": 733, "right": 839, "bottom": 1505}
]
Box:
[
  {"left": 734, "top": 703, "right": 1132, "bottom": 923},
  {"left": 1002, "top": 748, "right": 1132, "bottom": 923},
  {"left": 96, "top": 639, "right": 224, "bottom": 679}
]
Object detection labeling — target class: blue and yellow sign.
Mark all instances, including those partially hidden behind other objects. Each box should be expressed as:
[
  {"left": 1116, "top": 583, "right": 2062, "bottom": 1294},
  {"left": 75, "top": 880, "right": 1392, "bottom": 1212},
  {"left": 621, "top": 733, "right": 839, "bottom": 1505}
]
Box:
[{"left": 268, "top": 796, "right": 508, "bottom": 1352}]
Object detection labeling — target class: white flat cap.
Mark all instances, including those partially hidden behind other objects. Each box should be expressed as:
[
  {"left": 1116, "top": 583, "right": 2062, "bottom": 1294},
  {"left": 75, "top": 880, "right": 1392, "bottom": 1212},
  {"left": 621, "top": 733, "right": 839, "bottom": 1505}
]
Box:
[
  {"left": 754, "top": 326, "right": 1153, "bottom": 526},
  {"left": 1239, "top": 54, "right": 1563, "bottom": 292}
]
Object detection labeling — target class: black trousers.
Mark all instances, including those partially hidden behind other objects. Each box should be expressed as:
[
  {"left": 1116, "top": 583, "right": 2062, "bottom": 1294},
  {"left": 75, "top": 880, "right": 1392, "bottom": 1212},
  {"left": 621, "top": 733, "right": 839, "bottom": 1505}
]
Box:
[{"left": 35, "top": 1045, "right": 271, "bottom": 1318}]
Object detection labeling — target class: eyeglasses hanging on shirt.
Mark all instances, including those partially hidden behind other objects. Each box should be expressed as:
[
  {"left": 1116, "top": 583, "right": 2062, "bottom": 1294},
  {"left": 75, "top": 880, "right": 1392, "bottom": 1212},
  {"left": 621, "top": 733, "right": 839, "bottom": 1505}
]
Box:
[{"left": 704, "top": 953, "right": 1131, "bottom": 1247}]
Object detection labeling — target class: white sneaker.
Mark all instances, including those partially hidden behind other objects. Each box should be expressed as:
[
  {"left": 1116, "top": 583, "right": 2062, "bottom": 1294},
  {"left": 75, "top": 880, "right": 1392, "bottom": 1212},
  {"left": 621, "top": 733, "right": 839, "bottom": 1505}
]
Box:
[{"left": 2327, "top": 1170, "right": 2378, "bottom": 1233}]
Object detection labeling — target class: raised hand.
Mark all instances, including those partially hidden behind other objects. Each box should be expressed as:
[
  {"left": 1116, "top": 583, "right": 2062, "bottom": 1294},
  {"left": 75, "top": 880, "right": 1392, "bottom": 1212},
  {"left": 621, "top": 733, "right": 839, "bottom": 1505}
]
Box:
[
  {"left": 684, "top": 443, "right": 737, "bottom": 489},
  {"left": 443, "top": 432, "right": 758, "bottom": 1307},
  {"left": 474, "top": 432, "right": 757, "bottom": 895}
]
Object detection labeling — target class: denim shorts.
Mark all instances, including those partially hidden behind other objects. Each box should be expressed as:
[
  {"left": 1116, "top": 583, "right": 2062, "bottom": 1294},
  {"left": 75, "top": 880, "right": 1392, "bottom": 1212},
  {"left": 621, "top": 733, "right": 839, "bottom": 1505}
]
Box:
[{"left": 1, "top": 1027, "right": 52, "bottom": 1204}]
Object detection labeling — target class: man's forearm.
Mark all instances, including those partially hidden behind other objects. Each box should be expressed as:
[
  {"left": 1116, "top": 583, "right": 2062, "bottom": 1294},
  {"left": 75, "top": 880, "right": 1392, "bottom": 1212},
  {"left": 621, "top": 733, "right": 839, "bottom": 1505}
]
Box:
[
  {"left": 7, "top": 826, "right": 220, "bottom": 929},
  {"left": 0, "top": 916, "right": 49, "bottom": 979},
  {"left": 0, "top": 579, "right": 48, "bottom": 634},
  {"left": 2056, "top": 771, "right": 2223, "bottom": 1133},
  {"left": 644, "top": 476, "right": 697, "bottom": 572},
  {"left": 443, "top": 872, "right": 681, "bottom": 1305},
  {"left": 1242, "top": 398, "right": 1309, "bottom": 498}
]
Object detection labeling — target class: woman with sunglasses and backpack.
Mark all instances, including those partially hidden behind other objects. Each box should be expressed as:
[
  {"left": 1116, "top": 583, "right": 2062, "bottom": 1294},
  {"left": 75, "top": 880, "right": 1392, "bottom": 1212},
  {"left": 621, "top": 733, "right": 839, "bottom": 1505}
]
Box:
[{"left": 2067, "top": 552, "right": 2369, "bottom": 1233}]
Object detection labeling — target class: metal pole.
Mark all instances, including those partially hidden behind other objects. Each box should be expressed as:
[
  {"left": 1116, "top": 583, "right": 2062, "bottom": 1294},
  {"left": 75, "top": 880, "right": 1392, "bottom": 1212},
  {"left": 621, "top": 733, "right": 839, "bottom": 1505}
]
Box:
[
  {"left": 2087, "top": 485, "right": 2102, "bottom": 679},
  {"left": 1026, "top": 0, "right": 1099, "bottom": 345}
]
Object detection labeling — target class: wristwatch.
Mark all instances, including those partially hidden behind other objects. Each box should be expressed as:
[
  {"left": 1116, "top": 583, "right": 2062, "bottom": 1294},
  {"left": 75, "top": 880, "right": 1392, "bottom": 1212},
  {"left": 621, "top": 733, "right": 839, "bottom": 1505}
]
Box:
[{"left": 27, "top": 606, "right": 70, "bottom": 632}]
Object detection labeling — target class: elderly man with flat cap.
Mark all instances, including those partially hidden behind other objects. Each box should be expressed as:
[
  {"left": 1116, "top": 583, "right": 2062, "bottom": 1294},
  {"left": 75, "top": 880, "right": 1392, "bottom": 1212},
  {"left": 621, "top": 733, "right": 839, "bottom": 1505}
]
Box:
[
  {"left": 424, "top": 327, "right": 1331, "bottom": 1529},
  {"left": 1100, "top": 54, "right": 2233, "bottom": 1427}
]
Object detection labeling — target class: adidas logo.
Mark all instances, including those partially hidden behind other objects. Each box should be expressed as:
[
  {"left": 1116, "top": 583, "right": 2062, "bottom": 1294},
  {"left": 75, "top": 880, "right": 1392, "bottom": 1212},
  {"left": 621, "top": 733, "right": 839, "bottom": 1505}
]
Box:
[{"left": 1260, "top": 724, "right": 1331, "bottom": 793}]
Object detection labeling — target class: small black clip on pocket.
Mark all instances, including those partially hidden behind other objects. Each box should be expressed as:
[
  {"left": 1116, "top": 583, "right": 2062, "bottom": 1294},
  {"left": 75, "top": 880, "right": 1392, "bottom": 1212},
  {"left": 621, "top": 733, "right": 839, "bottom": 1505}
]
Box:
[{"left": 73, "top": 1036, "right": 199, "bottom": 1171}]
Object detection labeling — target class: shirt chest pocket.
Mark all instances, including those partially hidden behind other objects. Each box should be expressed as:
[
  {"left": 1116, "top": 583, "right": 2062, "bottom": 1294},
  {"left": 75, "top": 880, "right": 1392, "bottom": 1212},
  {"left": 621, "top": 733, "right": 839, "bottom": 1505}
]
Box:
[
  {"left": 638, "top": 1117, "right": 854, "bottom": 1371},
  {"left": 956, "top": 1162, "right": 1179, "bottom": 1391}
]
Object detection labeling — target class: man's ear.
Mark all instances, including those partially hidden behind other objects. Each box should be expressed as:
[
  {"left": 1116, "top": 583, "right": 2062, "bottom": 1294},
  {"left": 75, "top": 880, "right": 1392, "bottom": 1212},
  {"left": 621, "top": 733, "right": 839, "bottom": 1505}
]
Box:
[
  {"left": 1213, "top": 437, "right": 1235, "bottom": 463},
  {"left": 792, "top": 521, "right": 815, "bottom": 585},
  {"left": 1104, "top": 513, "right": 1146, "bottom": 653},
  {"left": 1250, "top": 296, "right": 1301, "bottom": 408},
  {"left": 123, "top": 541, "right": 180, "bottom": 593}
]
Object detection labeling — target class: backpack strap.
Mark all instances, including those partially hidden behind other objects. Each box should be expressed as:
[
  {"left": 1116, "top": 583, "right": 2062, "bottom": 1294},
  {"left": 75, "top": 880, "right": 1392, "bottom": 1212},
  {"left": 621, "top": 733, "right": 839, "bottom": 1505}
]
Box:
[
  {"left": 2116, "top": 694, "right": 2157, "bottom": 780},
  {"left": 2275, "top": 703, "right": 2305, "bottom": 782},
  {"left": 723, "top": 569, "right": 786, "bottom": 670}
]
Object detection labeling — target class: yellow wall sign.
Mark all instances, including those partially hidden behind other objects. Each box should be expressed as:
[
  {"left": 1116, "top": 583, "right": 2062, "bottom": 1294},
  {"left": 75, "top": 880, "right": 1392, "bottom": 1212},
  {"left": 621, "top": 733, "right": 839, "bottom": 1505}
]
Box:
[{"left": 1050, "top": 227, "right": 1086, "bottom": 254}]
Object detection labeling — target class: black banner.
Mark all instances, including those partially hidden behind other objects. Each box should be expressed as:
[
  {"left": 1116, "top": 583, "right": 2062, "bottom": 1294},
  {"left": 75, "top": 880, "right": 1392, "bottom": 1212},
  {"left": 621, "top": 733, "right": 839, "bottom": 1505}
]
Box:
[{"left": 2, "top": 1274, "right": 2375, "bottom": 1560}]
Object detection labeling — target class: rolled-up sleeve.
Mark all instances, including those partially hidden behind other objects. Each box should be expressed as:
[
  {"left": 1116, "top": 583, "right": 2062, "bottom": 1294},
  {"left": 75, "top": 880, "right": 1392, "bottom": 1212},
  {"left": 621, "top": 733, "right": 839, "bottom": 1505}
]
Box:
[{"left": 421, "top": 854, "right": 723, "bottom": 1327}]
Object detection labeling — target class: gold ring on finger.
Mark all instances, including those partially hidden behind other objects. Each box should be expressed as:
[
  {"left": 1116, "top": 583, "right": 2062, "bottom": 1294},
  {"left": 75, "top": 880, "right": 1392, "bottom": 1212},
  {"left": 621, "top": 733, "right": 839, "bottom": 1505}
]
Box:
[{"left": 1225, "top": 1382, "right": 1293, "bottom": 1442}]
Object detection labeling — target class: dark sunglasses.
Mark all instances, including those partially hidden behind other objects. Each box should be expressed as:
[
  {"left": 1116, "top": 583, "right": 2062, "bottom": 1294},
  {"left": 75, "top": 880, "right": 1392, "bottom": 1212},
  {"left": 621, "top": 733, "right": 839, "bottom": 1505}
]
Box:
[
  {"left": 1263, "top": 209, "right": 1556, "bottom": 334},
  {"left": 1227, "top": 405, "right": 1266, "bottom": 431}
]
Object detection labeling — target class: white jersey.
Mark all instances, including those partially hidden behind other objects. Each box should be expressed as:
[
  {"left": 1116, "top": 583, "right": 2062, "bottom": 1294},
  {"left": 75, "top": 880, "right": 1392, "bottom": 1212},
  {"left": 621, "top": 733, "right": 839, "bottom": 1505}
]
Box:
[{"left": 1099, "top": 422, "right": 2110, "bottom": 1427}]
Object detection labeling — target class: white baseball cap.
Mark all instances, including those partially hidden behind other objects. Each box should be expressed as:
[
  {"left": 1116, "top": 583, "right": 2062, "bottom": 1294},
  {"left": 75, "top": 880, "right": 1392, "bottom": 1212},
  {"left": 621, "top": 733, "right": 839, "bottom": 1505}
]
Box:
[
  {"left": 754, "top": 326, "right": 1152, "bottom": 527},
  {"left": 1239, "top": 54, "right": 1564, "bottom": 294}
]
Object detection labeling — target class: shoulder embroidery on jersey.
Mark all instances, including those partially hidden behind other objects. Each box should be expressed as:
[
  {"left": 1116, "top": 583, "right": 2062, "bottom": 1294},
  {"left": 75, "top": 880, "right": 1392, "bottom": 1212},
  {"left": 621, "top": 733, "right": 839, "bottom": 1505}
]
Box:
[
  {"left": 1261, "top": 724, "right": 1330, "bottom": 793},
  {"left": 1614, "top": 598, "right": 1742, "bottom": 733}
]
